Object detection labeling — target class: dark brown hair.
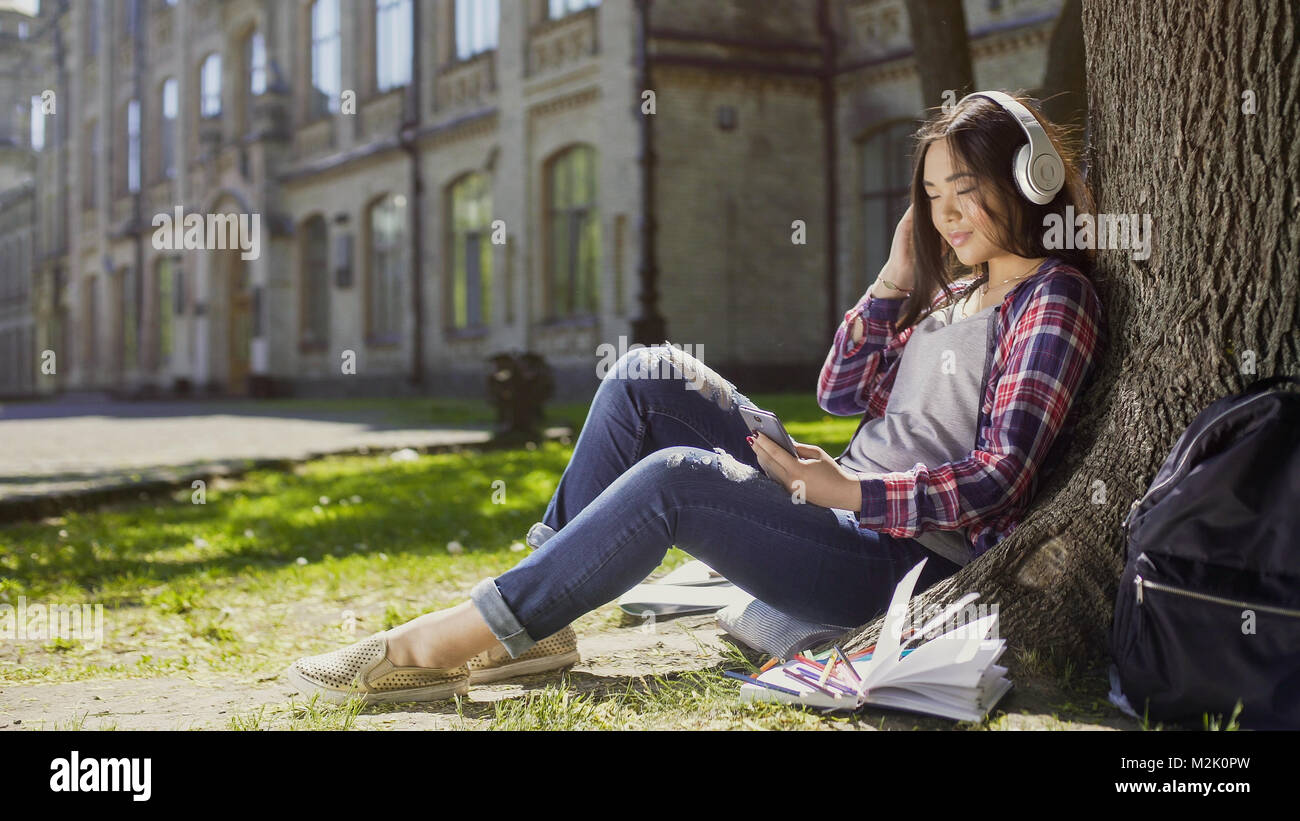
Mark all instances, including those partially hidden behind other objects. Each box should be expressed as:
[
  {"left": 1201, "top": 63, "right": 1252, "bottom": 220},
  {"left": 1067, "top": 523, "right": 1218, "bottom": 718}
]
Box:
[{"left": 896, "top": 91, "right": 1096, "bottom": 331}]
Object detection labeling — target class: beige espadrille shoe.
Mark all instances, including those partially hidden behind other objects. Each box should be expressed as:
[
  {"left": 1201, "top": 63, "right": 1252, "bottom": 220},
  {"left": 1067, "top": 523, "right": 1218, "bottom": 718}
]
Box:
[
  {"left": 285, "top": 633, "right": 470, "bottom": 705},
  {"left": 467, "top": 625, "right": 581, "bottom": 685}
]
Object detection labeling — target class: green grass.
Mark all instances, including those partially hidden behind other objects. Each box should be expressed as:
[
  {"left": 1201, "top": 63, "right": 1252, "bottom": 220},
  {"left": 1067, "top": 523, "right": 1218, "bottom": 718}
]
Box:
[
  {"left": 0, "top": 391, "right": 1160, "bottom": 730},
  {"left": 0, "top": 391, "right": 863, "bottom": 694}
]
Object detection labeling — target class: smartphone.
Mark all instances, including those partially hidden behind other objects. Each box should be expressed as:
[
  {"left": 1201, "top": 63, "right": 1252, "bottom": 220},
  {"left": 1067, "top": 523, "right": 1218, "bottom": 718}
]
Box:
[{"left": 738, "top": 404, "right": 800, "bottom": 459}]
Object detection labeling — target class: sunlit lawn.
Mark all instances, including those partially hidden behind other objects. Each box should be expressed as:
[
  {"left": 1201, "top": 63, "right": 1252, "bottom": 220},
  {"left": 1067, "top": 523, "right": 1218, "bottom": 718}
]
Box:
[{"left": 0, "top": 391, "right": 889, "bottom": 728}]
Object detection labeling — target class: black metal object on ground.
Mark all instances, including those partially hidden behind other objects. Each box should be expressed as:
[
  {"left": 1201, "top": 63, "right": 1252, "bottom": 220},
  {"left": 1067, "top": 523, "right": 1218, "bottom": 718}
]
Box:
[{"left": 486, "top": 350, "right": 555, "bottom": 442}]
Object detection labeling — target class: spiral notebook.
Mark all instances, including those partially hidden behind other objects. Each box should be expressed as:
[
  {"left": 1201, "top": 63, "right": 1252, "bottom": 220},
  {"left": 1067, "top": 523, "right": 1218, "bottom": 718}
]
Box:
[{"left": 733, "top": 558, "right": 1013, "bottom": 722}]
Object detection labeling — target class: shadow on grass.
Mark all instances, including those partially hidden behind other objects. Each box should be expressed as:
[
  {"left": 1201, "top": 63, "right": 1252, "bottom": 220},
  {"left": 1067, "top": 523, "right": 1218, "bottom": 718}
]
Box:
[{"left": 1, "top": 391, "right": 858, "bottom": 606}]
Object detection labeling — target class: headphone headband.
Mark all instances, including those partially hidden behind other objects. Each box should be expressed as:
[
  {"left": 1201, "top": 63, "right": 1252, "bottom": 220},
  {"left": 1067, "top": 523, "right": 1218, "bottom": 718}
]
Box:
[{"left": 956, "top": 91, "right": 1064, "bottom": 205}]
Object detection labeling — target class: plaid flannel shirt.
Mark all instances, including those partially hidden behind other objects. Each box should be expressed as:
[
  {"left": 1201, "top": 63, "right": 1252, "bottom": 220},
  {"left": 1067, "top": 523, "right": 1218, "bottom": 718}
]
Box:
[{"left": 816, "top": 259, "right": 1105, "bottom": 558}]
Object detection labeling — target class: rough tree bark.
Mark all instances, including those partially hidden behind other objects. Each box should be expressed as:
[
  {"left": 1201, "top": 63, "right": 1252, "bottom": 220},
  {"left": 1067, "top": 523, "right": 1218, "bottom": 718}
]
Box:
[
  {"left": 841, "top": 0, "right": 1300, "bottom": 664},
  {"left": 904, "top": 0, "right": 974, "bottom": 108}
]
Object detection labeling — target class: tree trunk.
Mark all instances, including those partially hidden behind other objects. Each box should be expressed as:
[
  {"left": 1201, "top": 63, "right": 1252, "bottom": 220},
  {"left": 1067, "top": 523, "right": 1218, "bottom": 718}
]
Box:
[
  {"left": 905, "top": 0, "right": 974, "bottom": 109},
  {"left": 842, "top": 0, "right": 1300, "bottom": 663},
  {"left": 1037, "top": 0, "right": 1087, "bottom": 135}
]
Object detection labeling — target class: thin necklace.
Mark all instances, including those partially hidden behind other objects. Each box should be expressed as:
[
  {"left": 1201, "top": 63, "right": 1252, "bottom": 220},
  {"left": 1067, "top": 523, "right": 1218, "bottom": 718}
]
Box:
[{"left": 979, "top": 258, "right": 1046, "bottom": 297}]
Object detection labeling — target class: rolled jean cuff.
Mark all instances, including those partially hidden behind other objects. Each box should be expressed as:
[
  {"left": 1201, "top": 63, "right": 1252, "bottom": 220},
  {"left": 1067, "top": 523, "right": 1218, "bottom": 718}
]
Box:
[{"left": 469, "top": 577, "right": 537, "bottom": 659}]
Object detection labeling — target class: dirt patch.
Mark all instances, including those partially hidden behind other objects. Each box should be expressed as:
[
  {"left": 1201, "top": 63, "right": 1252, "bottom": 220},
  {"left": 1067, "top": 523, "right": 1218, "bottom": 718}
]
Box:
[{"left": 0, "top": 609, "right": 1135, "bottom": 731}]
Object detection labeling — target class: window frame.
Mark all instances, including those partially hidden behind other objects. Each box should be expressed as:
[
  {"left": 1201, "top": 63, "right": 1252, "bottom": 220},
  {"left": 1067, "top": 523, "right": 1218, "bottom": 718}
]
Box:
[
  {"left": 857, "top": 117, "right": 920, "bottom": 294},
  {"left": 454, "top": 0, "right": 499, "bottom": 61},
  {"left": 160, "top": 77, "right": 178, "bottom": 180},
  {"left": 365, "top": 193, "right": 407, "bottom": 346},
  {"left": 246, "top": 29, "right": 267, "bottom": 131},
  {"left": 446, "top": 172, "right": 493, "bottom": 333},
  {"left": 199, "top": 52, "right": 223, "bottom": 119},
  {"left": 375, "top": 0, "right": 414, "bottom": 93},
  {"left": 547, "top": 0, "right": 600, "bottom": 20},
  {"left": 126, "top": 98, "right": 141, "bottom": 194},
  {"left": 298, "top": 215, "right": 331, "bottom": 351},
  {"left": 543, "top": 144, "right": 600, "bottom": 322},
  {"left": 309, "top": 0, "right": 342, "bottom": 119}
]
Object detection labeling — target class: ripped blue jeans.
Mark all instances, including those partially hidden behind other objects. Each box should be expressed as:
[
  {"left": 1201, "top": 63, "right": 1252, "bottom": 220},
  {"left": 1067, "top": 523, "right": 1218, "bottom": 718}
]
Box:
[{"left": 469, "top": 345, "right": 961, "bottom": 658}]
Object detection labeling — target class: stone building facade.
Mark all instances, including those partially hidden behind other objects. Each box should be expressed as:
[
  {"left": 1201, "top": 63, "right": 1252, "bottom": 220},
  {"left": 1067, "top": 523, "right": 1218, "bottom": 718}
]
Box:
[{"left": 0, "top": 0, "right": 1066, "bottom": 400}]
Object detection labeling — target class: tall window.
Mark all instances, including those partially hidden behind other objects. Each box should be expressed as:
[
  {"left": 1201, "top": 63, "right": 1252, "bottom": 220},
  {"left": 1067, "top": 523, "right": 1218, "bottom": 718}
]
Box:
[
  {"left": 311, "top": 0, "right": 341, "bottom": 116},
  {"left": 546, "top": 145, "right": 600, "bottom": 318},
  {"left": 200, "top": 53, "right": 222, "bottom": 118},
  {"left": 155, "top": 257, "right": 173, "bottom": 363},
  {"left": 299, "top": 216, "right": 330, "bottom": 348},
  {"left": 84, "top": 275, "right": 99, "bottom": 375},
  {"left": 85, "top": 0, "right": 99, "bottom": 58},
  {"left": 246, "top": 30, "right": 266, "bottom": 127},
  {"left": 127, "top": 99, "right": 140, "bottom": 193},
  {"left": 548, "top": 0, "right": 600, "bottom": 18},
  {"left": 367, "top": 195, "right": 406, "bottom": 341},
  {"left": 122, "top": 0, "right": 140, "bottom": 37},
  {"left": 454, "top": 0, "right": 498, "bottom": 60},
  {"left": 160, "top": 78, "right": 177, "bottom": 179},
  {"left": 29, "top": 95, "right": 44, "bottom": 151},
  {"left": 859, "top": 119, "right": 917, "bottom": 290},
  {"left": 376, "top": 0, "right": 412, "bottom": 92},
  {"left": 82, "top": 120, "right": 98, "bottom": 211},
  {"left": 448, "top": 174, "right": 492, "bottom": 329},
  {"left": 120, "top": 267, "right": 136, "bottom": 371}
]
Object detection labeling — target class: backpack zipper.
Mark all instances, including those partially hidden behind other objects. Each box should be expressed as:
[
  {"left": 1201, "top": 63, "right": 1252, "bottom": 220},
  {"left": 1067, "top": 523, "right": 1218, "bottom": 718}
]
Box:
[
  {"left": 1123, "top": 391, "right": 1278, "bottom": 533},
  {"left": 1134, "top": 573, "right": 1300, "bottom": 618}
]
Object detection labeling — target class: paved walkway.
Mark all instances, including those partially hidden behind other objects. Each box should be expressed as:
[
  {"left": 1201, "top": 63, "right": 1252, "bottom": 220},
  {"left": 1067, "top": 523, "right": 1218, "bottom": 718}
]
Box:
[{"left": 0, "top": 395, "right": 569, "bottom": 515}]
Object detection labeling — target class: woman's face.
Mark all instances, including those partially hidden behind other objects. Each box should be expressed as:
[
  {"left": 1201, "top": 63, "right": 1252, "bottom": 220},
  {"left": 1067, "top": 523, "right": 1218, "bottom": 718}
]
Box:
[{"left": 922, "top": 137, "right": 1005, "bottom": 267}]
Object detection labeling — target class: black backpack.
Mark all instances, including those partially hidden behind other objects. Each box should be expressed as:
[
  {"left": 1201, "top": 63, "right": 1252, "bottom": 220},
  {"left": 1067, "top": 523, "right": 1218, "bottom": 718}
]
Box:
[{"left": 1110, "top": 374, "right": 1300, "bottom": 729}]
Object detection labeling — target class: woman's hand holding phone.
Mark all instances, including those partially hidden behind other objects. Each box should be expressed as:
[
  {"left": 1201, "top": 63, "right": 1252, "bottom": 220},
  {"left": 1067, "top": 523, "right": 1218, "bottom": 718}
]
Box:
[{"left": 748, "top": 433, "right": 864, "bottom": 513}]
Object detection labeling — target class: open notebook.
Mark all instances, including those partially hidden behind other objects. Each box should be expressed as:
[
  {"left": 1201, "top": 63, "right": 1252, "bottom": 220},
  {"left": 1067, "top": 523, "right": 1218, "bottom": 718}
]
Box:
[{"left": 732, "top": 558, "right": 1013, "bottom": 722}]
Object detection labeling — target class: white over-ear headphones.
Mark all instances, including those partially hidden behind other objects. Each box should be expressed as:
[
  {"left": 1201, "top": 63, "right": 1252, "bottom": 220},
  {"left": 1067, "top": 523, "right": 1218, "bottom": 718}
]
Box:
[{"left": 956, "top": 90, "right": 1064, "bottom": 205}]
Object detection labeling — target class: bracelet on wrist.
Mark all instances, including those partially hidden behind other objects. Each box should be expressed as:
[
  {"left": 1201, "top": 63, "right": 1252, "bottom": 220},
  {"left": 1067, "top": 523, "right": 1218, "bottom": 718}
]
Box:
[{"left": 877, "top": 276, "right": 912, "bottom": 296}]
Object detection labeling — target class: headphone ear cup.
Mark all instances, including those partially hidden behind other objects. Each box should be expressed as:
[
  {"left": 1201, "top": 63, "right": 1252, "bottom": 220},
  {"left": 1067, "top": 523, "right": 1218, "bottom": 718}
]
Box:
[
  {"left": 1031, "top": 152, "right": 1065, "bottom": 200},
  {"left": 1013, "top": 143, "right": 1046, "bottom": 204}
]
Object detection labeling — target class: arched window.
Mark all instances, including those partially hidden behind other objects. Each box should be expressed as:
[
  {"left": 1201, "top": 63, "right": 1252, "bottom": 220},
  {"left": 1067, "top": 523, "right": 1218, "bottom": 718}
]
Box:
[
  {"left": 545, "top": 145, "right": 600, "bottom": 319},
  {"left": 200, "top": 53, "right": 222, "bottom": 118},
  {"left": 299, "top": 216, "right": 330, "bottom": 349},
  {"left": 447, "top": 173, "right": 492, "bottom": 330},
  {"left": 367, "top": 194, "right": 406, "bottom": 342},
  {"left": 859, "top": 118, "right": 918, "bottom": 290}
]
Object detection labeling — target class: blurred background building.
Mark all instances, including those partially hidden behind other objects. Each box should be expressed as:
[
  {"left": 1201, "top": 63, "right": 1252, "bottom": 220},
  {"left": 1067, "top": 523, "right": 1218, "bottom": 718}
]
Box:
[{"left": 0, "top": 0, "right": 1070, "bottom": 401}]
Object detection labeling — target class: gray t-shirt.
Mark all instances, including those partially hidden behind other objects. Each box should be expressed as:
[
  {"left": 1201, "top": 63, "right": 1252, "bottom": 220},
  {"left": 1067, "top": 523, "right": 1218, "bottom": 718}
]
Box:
[{"left": 836, "top": 289, "right": 998, "bottom": 567}]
